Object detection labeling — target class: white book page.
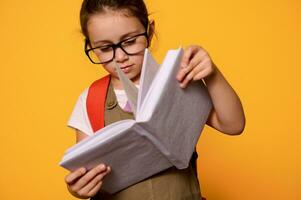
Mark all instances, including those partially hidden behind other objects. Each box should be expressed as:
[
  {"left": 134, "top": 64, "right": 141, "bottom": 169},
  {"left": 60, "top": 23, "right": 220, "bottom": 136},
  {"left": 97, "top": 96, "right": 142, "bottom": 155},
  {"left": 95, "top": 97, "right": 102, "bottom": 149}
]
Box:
[
  {"left": 137, "top": 47, "right": 213, "bottom": 168},
  {"left": 61, "top": 119, "right": 135, "bottom": 162},
  {"left": 136, "top": 49, "right": 159, "bottom": 120},
  {"left": 137, "top": 48, "right": 182, "bottom": 122}
]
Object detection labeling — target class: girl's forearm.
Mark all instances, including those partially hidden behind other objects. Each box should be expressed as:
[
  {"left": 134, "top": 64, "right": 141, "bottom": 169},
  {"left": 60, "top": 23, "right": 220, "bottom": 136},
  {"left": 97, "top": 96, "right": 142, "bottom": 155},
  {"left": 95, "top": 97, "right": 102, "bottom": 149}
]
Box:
[{"left": 204, "top": 64, "right": 245, "bottom": 134}]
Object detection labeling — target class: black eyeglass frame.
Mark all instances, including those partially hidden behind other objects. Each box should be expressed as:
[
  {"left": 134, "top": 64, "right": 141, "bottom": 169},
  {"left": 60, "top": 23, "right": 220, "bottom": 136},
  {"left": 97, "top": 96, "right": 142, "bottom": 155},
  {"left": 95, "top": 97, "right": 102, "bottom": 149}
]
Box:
[{"left": 84, "top": 32, "right": 149, "bottom": 64}]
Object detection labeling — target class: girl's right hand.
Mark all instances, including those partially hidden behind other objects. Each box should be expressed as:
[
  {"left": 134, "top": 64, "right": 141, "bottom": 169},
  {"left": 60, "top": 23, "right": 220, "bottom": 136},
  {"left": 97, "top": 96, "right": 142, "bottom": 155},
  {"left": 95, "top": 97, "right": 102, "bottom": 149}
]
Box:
[{"left": 65, "top": 164, "right": 111, "bottom": 199}]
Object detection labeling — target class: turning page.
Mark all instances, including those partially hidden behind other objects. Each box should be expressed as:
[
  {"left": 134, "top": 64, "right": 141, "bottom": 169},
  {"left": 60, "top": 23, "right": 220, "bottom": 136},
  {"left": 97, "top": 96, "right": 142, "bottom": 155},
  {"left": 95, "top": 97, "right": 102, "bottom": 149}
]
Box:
[
  {"left": 114, "top": 49, "right": 159, "bottom": 119},
  {"left": 114, "top": 60, "right": 139, "bottom": 116},
  {"left": 136, "top": 49, "right": 159, "bottom": 116}
]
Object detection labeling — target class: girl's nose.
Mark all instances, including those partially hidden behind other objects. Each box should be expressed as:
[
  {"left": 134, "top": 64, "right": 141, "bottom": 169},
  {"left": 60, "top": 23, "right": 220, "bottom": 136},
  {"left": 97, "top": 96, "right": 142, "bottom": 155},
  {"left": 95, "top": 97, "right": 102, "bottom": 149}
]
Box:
[{"left": 114, "top": 47, "right": 129, "bottom": 63}]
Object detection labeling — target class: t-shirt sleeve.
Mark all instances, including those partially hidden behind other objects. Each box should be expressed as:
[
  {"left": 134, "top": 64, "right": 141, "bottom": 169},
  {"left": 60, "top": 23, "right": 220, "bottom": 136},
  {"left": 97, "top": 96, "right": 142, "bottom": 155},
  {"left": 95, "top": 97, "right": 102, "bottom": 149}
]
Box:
[{"left": 67, "top": 88, "right": 94, "bottom": 136}]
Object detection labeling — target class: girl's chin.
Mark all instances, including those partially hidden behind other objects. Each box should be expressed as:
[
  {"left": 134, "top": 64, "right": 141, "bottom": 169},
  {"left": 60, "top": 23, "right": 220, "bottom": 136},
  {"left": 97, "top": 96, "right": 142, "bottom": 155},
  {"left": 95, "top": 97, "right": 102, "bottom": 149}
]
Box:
[
  {"left": 112, "top": 72, "right": 139, "bottom": 84},
  {"left": 128, "top": 74, "right": 140, "bottom": 84}
]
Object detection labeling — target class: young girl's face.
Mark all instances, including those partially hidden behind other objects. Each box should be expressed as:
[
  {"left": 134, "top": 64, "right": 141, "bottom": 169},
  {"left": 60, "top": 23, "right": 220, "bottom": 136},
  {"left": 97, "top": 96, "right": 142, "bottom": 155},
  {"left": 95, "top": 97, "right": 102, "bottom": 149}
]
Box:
[{"left": 87, "top": 10, "right": 148, "bottom": 85}]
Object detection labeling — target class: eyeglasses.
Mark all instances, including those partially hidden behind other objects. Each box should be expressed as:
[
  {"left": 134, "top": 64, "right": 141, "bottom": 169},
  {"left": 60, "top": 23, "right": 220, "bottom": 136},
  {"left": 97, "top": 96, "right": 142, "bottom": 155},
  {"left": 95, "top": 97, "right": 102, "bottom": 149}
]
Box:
[{"left": 85, "top": 32, "right": 149, "bottom": 64}]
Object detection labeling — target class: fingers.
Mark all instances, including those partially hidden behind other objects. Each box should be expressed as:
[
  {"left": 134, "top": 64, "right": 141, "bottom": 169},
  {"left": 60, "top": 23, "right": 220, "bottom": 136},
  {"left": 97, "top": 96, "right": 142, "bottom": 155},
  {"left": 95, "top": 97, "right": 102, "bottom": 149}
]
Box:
[
  {"left": 177, "top": 53, "right": 203, "bottom": 80},
  {"left": 71, "top": 164, "right": 108, "bottom": 192},
  {"left": 77, "top": 170, "right": 109, "bottom": 197},
  {"left": 177, "top": 46, "right": 205, "bottom": 81},
  {"left": 192, "top": 65, "right": 211, "bottom": 81},
  {"left": 179, "top": 64, "right": 205, "bottom": 88},
  {"left": 86, "top": 179, "right": 103, "bottom": 197},
  {"left": 65, "top": 167, "right": 87, "bottom": 185},
  {"left": 180, "top": 46, "right": 198, "bottom": 68},
  {"left": 177, "top": 46, "right": 213, "bottom": 88},
  {"left": 66, "top": 164, "right": 111, "bottom": 198}
]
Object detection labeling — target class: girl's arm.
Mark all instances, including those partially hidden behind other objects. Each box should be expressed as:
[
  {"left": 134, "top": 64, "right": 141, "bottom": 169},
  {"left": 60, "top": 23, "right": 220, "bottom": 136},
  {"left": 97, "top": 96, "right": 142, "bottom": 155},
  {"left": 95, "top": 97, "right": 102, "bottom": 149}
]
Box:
[
  {"left": 177, "top": 45, "right": 245, "bottom": 135},
  {"left": 76, "top": 129, "right": 89, "bottom": 142},
  {"left": 203, "top": 66, "right": 245, "bottom": 135}
]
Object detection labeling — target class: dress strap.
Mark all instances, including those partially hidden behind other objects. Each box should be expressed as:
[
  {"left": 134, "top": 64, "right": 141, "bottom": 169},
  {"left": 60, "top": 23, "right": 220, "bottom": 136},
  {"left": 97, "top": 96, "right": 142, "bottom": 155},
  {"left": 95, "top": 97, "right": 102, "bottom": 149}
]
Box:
[{"left": 86, "top": 75, "right": 111, "bottom": 133}]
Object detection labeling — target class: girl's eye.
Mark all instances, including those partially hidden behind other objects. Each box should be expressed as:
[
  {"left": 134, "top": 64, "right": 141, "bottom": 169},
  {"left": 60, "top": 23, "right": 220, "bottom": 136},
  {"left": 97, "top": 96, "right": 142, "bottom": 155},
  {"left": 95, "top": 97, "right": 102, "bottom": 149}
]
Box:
[
  {"left": 122, "top": 38, "right": 137, "bottom": 46},
  {"left": 99, "top": 46, "right": 112, "bottom": 52}
]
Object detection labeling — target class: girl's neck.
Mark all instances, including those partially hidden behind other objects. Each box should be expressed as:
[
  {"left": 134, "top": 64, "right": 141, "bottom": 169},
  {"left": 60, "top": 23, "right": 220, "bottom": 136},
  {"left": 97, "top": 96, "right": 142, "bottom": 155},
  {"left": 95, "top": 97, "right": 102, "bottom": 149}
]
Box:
[{"left": 111, "top": 76, "right": 140, "bottom": 90}]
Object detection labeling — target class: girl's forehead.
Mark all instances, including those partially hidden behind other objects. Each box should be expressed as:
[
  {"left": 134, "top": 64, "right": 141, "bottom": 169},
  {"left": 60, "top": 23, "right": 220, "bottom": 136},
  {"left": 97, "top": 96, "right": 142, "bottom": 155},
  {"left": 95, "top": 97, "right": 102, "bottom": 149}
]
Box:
[{"left": 87, "top": 11, "right": 145, "bottom": 43}]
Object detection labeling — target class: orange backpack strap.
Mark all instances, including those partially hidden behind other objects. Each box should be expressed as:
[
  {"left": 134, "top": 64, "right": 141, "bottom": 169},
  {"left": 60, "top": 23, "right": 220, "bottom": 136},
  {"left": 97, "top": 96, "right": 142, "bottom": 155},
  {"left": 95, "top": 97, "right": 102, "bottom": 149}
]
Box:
[{"left": 86, "top": 75, "right": 111, "bottom": 133}]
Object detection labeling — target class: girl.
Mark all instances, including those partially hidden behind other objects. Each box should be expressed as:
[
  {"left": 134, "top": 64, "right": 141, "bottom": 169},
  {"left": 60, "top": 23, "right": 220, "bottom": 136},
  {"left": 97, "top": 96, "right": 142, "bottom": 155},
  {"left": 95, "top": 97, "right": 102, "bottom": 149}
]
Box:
[{"left": 64, "top": 0, "right": 245, "bottom": 199}]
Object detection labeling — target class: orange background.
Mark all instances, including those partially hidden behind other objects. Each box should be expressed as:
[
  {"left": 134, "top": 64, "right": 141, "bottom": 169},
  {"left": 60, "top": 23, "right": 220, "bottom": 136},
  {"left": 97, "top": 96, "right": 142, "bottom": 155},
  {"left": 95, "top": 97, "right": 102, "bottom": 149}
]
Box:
[{"left": 0, "top": 0, "right": 300, "bottom": 199}]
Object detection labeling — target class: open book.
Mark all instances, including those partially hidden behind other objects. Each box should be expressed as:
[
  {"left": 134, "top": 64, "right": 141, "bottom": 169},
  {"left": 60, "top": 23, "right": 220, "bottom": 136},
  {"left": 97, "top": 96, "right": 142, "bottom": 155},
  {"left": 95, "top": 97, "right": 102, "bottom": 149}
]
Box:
[{"left": 59, "top": 48, "right": 212, "bottom": 194}]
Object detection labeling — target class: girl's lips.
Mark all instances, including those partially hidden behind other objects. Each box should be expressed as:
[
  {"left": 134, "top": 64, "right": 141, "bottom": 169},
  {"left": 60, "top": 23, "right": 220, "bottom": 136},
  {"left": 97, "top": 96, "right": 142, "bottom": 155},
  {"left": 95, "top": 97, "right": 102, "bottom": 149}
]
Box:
[{"left": 120, "top": 64, "right": 133, "bottom": 73}]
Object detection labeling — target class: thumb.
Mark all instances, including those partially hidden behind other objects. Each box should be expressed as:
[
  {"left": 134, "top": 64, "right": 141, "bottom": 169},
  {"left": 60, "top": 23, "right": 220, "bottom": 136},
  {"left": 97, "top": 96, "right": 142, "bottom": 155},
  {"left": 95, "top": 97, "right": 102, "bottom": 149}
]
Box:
[{"left": 181, "top": 47, "right": 193, "bottom": 68}]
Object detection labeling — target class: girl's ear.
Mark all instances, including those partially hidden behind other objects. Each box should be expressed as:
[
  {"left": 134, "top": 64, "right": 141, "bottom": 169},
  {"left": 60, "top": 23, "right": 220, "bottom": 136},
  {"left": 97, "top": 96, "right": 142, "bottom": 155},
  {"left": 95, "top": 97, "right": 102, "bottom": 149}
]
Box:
[{"left": 148, "top": 19, "right": 155, "bottom": 43}]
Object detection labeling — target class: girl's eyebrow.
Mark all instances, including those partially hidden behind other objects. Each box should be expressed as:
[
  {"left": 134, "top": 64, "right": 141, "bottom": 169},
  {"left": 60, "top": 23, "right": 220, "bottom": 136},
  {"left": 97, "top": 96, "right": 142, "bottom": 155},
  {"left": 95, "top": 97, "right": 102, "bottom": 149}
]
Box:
[{"left": 92, "top": 30, "right": 142, "bottom": 46}]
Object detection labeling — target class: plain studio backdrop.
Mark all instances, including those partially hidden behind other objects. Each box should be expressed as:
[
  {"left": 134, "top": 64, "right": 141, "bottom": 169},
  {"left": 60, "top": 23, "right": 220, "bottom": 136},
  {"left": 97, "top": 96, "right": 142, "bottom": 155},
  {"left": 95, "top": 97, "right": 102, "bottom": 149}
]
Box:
[{"left": 0, "top": 0, "right": 300, "bottom": 199}]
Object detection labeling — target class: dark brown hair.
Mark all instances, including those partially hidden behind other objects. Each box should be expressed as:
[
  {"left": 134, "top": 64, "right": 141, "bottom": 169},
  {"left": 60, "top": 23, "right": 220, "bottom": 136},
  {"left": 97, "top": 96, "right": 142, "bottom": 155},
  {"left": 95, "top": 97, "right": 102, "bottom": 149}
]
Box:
[{"left": 80, "top": 0, "right": 150, "bottom": 40}]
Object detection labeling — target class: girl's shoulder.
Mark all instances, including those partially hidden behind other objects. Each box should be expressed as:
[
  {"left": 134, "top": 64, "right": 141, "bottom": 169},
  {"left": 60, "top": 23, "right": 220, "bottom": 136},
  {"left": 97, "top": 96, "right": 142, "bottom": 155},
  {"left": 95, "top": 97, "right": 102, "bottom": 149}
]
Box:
[
  {"left": 78, "top": 87, "right": 89, "bottom": 102},
  {"left": 67, "top": 87, "right": 93, "bottom": 136}
]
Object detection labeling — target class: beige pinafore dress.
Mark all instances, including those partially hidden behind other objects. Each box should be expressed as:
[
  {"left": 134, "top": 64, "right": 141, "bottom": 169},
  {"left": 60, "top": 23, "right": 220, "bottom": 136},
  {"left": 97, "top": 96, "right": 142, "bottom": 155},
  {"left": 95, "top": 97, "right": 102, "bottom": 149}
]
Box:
[{"left": 91, "top": 82, "right": 201, "bottom": 200}]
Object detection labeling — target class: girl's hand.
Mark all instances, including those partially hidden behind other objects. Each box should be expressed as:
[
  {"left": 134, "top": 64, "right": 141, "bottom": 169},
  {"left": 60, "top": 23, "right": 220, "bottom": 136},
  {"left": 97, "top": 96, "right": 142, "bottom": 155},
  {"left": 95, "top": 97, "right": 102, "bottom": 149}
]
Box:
[
  {"left": 65, "top": 164, "right": 111, "bottom": 199},
  {"left": 177, "top": 45, "right": 215, "bottom": 88}
]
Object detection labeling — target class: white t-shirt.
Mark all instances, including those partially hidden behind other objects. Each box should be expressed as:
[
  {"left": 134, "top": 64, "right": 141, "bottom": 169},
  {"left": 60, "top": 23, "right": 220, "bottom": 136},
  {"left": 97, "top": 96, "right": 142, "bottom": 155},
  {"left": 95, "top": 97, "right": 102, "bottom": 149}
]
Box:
[
  {"left": 68, "top": 88, "right": 93, "bottom": 136},
  {"left": 113, "top": 89, "right": 129, "bottom": 109},
  {"left": 68, "top": 86, "right": 137, "bottom": 136}
]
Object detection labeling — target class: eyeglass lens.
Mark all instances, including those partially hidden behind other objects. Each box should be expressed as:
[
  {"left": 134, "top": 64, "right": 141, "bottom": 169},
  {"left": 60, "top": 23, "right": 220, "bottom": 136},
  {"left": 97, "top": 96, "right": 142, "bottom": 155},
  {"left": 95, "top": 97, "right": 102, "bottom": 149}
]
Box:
[{"left": 87, "top": 34, "right": 148, "bottom": 64}]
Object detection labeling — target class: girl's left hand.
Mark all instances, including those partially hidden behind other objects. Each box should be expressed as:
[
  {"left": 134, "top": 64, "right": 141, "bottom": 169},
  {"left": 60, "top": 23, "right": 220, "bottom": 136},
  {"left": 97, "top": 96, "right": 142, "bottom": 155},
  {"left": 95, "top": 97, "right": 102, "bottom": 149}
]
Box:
[{"left": 176, "top": 45, "right": 215, "bottom": 88}]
